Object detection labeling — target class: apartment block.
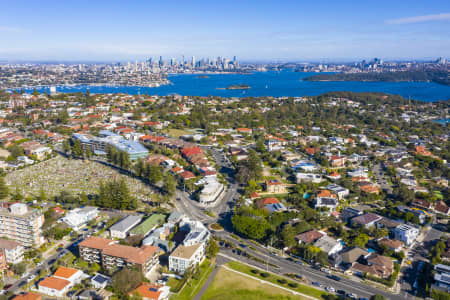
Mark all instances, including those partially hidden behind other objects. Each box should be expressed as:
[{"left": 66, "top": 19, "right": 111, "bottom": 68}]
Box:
[
  {"left": 0, "top": 203, "right": 44, "bottom": 247},
  {"left": 79, "top": 236, "right": 160, "bottom": 276},
  {"left": 0, "top": 238, "right": 24, "bottom": 264}
]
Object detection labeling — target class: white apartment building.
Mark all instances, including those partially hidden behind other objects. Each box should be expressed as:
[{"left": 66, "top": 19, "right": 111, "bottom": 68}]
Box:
[
  {"left": 0, "top": 203, "right": 44, "bottom": 247},
  {"left": 168, "top": 242, "right": 206, "bottom": 274},
  {"left": 0, "top": 238, "right": 24, "bottom": 264},
  {"left": 393, "top": 224, "right": 420, "bottom": 246}
]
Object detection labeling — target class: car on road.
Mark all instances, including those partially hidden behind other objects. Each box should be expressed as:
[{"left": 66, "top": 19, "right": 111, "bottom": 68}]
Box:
[
  {"left": 325, "top": 286, "right": 335, "bottom": 293},
  {"left": 336, "top": 290, "right": 346, "bottom": 296},
  {"left": 358, "top": 298, "right": 369, "bottom": 300},
  {"left": 3, "top": 284, "right": 12, "bottom": 290},
  {"left": 295, "top": 260, "right": 304, "bottom": 265},
  {"left": 346, "top": 293, "right": 357, "bottom": 299},
  {"left": 328, "top": 275, "right": 341, "bottom": 281},
  {"left": 312, "top": 282, "right": 321, "bottom": 287}
]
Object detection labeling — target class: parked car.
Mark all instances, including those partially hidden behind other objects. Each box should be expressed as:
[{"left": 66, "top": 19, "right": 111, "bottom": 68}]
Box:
[{"left": 325, "top": 286, "right": 335, "bottom": 293}]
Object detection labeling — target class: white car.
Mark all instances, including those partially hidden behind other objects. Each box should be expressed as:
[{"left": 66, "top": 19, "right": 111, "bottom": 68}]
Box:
[{"left": 325, "top": 286, "right": 335, "bottom": 293}]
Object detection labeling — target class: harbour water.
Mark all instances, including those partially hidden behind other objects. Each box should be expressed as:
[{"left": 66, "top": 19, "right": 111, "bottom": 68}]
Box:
[{"left": 17, "top": 70, "right": 450, "bottom": 102}]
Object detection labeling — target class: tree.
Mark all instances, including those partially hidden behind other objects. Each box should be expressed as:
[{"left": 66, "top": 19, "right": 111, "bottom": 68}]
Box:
[
  {"left": 206, "top": 239, "right": 219, "bottom": 259},
  {"left": 162, "top": 174, "right": 176, "bottom": 196},
  {"left": 281, "top": 224, "right": 296, "bottom": 248},
  {"left": 72, "top": 139, "right": 83, "bottom": 158},
  {"left": 148, "top": 164, "right": 163, "bottom": 184},
  {"left": 37, "top": 187, "right": 47, "bottom": 202},
  {"left": 353, "top": 233, "right": 370, "bottom": 248},
  {"left": 0, "top": 177, "right": 8, "bottom": 199},
  {"left": 11, "top": 262, "right": 27, "bottom": 276},
  {"left": 112, "top": 267, "right": 143, "bottom": 295},
  {"left": 231, "top": 214, "right": 270, "bottom": 240}
]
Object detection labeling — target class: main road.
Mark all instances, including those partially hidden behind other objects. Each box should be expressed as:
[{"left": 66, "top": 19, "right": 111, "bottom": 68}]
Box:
[{"left": 173, "top": 145, "right": 409, "bottom": 300}]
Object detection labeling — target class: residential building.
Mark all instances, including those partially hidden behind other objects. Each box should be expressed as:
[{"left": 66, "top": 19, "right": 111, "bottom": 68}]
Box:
[
  {"left": 314, "top": 236, "right": 343, "bottom": 256},
  {"left": 109, "top": 215, "right": 142, "bottom": 239},
  {"left": 351, "top": 253, "right": 393, "bottom": 278},
  {"left": 169, "top": 243, "right": 206, "bottom": 274},
  {"left": 0, "top": 203, "right": 44, "bottom": 247},
  {"left": 325, "top": 184, "right": 349, "bottom": 200},
  {"left": 12, "top": 292, "right": 42, "bottom": 300},
  {"left": 38, "top": 267, "right": 85, "bottom": 298},
  {"left": 265, "top": 179, "right": 286, "bottom": 193},
  {"left": 296, "top": 173, "right": 323, "bottom": 184},
  {"left": 79, "top": 236, "right": 160, "bottom": 276},
  {"left": 0, "top": 238, "right": 24, "bottom": 263},
  {"left": 129, "top": 282, "right": 170, "bottom": 300},
  {"left": 433, "top": 264, "right": 450, "bottom": 293},
  {"left": 0, "top": 251, "right": 6, "bottom": 272},
  {"left": 198, "top": 177, "right": 224, "bottom": 205},
  {"left": 340, "top": 247, "right": 369, "bottom": 265},
  {"left": 378, "top": 238, "right": 404, "bottom": 252},
  {"left": 393, "top": 224, "right": 420, "bottom": 246},
  {"left": 314, "top": 197, "right": 338, "bottom": 211},
  {"left": 295, "top": 230, "right": 324, "bottom": 244},
  {"left": 61, "top": 206, "right": 98, "bottom": 231},
  {"left": 351, "top": 213, "right": 382, "bottom": 228},
  {"left": 90, "top": 273, "right": 111, "bottom": 289}
]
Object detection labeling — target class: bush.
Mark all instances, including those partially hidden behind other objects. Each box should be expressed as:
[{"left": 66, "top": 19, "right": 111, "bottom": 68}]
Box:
[
  {"left": 260, "top": 272, "right": 270, "bottom": 278},
  {"left": 251, "top": 269, "right": 259, "bottom": 275},
  {"left": 278, "top": 279, "right": 287, "bottom": 284},
  {"left": 288, "top": 282, "right": 298, "bottom": 288}
]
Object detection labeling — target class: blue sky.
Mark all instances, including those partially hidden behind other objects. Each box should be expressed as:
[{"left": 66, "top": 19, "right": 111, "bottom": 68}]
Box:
[{"left": 0, "top": 0, "right": 449, "bottom": 62}]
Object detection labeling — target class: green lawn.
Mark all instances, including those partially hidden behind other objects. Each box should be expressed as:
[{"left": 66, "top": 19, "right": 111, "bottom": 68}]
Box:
[
  {"left": 201, "top": 267, "right": 304, "bottom": 300},
  {"left": 226, "top": 261, "right": 328, "bottom": 299},
  {"left": 163, "top": 128, "right": 193, "bottom": 138},
  {"left": 170, "top": 259, "right": 215, "bottom": 300}
]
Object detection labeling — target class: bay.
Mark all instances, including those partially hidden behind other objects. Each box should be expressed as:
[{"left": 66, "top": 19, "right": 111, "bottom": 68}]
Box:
[{"left": 18, "top": 70, "right": 450, "bottom": 102}]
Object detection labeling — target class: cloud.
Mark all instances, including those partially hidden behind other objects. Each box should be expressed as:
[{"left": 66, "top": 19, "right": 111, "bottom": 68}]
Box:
[
  {"left": 386, "top": 13, "right": 450, "bottom": 25},
  {"left": 0, "top": 26, "right": 30, "bottom": 33}
]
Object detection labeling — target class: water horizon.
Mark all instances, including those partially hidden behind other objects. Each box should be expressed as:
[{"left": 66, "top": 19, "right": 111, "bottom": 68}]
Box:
[{"left": 12, "top": 70, "right": 450, "bottom": 102}]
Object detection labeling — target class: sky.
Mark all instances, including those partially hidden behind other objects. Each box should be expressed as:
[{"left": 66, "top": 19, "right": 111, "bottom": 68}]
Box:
[{"left": 0, "top": 0, "right": 449, "bottom": 62}]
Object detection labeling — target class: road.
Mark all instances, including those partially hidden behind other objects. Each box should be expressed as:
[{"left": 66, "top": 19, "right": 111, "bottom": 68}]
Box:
[
  {"left": 214, "top": 231, "right": 406, "bottom": 300},
  {"left": 171, "top": 146, "right": 411, "bottom": 300},
  {"left": 5, "top": 228, "right": 95, "bottom": 295},
  {"left": 373, "top": 163, "right": 393, "bottom": 194}
]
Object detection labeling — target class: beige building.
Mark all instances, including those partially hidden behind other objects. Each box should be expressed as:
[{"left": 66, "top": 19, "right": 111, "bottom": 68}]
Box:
[
  {"left": 0, "top": 203, "right": 44, "bottom": 247},
  {"left": 79, "top": 236, "right": 160, "bottom": 276}
]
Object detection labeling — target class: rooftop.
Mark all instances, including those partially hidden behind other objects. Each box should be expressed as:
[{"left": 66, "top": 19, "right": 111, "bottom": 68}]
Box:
[
  {"left": 38, "top": 276, "right": 71, "bottom": 291},
  {"left": 130, "top": 214, "right": 166, "bottom": 236},
  {"left": 171, "top": 243, "right": 202, "bottom": 260}
]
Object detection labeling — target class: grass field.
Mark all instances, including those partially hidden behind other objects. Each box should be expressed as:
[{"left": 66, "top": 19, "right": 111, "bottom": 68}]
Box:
[
  {"left": 201, "top": 267, "right": 305, "bottom": 300},
  {"left": 163, "top": 128, "right": 193, "bottom": 138},
  {"left": 226, "top": 261, "right": 328, "bottom": 299},
  {"left": 169, "top": 259, "right": 215, "bottom": 300}
]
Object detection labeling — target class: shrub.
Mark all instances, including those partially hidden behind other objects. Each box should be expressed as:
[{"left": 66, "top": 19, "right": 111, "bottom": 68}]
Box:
[
  {"left": 288, "top": 282, "right": 298, "bottom": 288},
  {"left": 260, "top": 272, "right": 270, "bottom": 278},
  {"left": 251, "top": 269, "right": 259, "bottom": 275},
  {"left": 278, "top": 279, "right": 287, "bottom": 284}
]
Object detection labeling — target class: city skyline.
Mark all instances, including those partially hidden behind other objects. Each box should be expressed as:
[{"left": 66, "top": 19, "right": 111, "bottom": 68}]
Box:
[{"left": 0, "top": 0, "right": 449, "bottom": 61}]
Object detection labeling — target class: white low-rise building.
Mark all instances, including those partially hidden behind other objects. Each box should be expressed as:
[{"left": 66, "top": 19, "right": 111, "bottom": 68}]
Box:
[
  {"left": 61, "top": 206, "right": 98, "bottom": 231},
  {"left": 393, "top": 224, "right": 420, "bottom": 246},
  {"left": 314, "top": 236, "right": 343, "bottom": 256},
  {"left": 296, "top": 173, "right": 323, "bottom": 184},
  {"left": 109, "top": 215, "right": 142, "bottom": 239},
  {"left": 169, "top": 242, "right": 206, "bottom": 274},
  {"left": 198, "top": 177, "right": 224, "bottom": 205},
  {"left": 38, "top": 267, "right": 85, "bottom": 297}
]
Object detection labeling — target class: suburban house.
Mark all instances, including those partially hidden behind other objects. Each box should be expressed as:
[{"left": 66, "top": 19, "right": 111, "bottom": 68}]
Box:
[
  {"left": 378, "top": 238, "right": 404, "bottom": 252},
  {"left": 351, "top": 253, "right": 394, "bottom": 278},
  {"left": 255, "top": 197, "right": 286, "bottom": 213},
  {"left": 295, "top": 230, "right": 324, "bottom": 244},
  {"left": 265, "top": 179, "right": 286, "bottom": 193},
  {"left": 38, "top": 267, "right": 85, "bottom": 297},
  {"left": 12, "top": 293, "right": 42, "bottom": 300},
  {"left": 340, "top": 247, "right": 370, "bottom": 266},
  {"left": 393, "top": 224, "right": 420, "bottom": 246},
  {"left": 313, "top": 236, "right": 343, "bottom": 256},
  {"left": 351, "top": 213, "right": 382, "bottom": 228},
  {"left": 129, "top": 282, "right": 170, "bottom": 300}
]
